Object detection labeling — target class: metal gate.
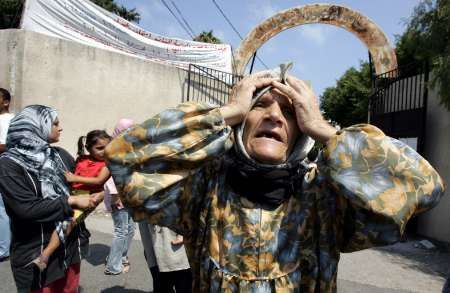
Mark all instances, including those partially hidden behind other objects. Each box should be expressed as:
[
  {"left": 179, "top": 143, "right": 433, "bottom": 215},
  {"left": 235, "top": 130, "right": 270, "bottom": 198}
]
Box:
[
  {"left": 369, "top": 63, "right": 429, "bottom": 153},
  {"left": 186, "top": 64, "right": 243, "bottom": 106}
]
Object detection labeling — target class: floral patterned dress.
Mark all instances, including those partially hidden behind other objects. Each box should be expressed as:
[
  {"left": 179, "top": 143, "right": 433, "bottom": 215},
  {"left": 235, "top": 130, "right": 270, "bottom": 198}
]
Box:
[{"left": 105, "top": 102, "right": 444, "bottom": 292}]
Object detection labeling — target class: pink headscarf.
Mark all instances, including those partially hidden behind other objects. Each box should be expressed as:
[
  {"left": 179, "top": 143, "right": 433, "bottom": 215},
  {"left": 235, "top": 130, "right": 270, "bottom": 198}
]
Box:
[
  {"left": 104, "top": 118, "right": 134, "bottom": 212},
  {"left": 112, "top": 118, "right": 134, "bottom": 138}
]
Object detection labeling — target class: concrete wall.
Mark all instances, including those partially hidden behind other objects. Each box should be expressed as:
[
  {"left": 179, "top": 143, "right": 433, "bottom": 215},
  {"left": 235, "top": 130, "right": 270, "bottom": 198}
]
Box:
[
  {"left": 417, "top": 80, "right": 450, "bottom": 243},
  {"left": 0, "top": 29, "right": 192, "bottom": 155}
]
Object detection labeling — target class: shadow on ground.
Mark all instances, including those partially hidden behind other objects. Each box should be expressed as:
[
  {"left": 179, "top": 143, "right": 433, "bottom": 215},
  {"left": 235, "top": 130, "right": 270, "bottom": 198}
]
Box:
[
  {"left": 100, "top": 286, "right": 150, "bottom": 293},
  {"left": 85, "top": 243, "right": 110, "bottom": 266},
  {"left": 374, "top": 236, "right": 450, "bottom": 278}
]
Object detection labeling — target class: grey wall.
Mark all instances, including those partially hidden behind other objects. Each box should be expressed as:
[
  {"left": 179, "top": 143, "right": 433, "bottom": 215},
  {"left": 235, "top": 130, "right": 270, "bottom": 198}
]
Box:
[
  {"left": 417, "top": 79, "right": 450, "bottom": 243},
  {"left": 0, "top": 29, "right": 191, "bottom": 155}
]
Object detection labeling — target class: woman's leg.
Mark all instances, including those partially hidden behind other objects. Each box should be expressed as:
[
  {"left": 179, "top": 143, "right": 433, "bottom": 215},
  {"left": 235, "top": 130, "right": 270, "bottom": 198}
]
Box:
[
  {"left": 157, "top": 271, "right": 175, "bottom": 293},
  {"left": 138, "top": 222, "right": 157, "bottom": 272},
  {"left": 61, "top": 262, "right": 81, "bottom": 293},
  {"left": 105, "top": 208, "right": 128, "bottom": 274},
  {"left": 172, "top": 269, "right": 192, "bottom": 293},
  {"left": 0, "top": 196, "right": 10, "bottom": 260},
  {"left": 30, "top": 262, "right": 80, "bottom": 293},
  {"left": 443, "top": 269, "right": 450, "bottom": 293},
  {"left": 15, "top": 262, "right": 39, "bottom": 293},
  {"left": 121, "top": 212, "right": 135, "bottom": 272},
  {"left": 149, "top": 266, "right": 162, "bottom": 293},
  {"left": 122, "top": 211, "right": 135, "bottom": 259}
]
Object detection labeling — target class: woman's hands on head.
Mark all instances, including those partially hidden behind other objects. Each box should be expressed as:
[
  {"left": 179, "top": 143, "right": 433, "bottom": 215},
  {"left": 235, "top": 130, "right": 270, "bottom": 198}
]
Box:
[
  {"left": 271, "top": 76, "right": 336, "bottom": 144},
  {"left": 220, "top": 71, "right": 336, "bottom": 144},
  {"left": 220, "top": 71, "right": 278, "bottom": 127}
]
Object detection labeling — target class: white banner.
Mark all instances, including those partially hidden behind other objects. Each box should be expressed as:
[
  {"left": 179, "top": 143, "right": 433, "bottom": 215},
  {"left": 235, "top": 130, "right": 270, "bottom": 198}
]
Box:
[{"left": 20, "top": 0, "right": 232, "bottom": 73}]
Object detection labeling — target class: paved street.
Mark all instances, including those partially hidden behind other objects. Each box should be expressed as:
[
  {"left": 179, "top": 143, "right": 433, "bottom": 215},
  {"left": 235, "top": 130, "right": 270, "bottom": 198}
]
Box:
[{"left": 0, "top": 214, "right": 448, "bottom": 292}]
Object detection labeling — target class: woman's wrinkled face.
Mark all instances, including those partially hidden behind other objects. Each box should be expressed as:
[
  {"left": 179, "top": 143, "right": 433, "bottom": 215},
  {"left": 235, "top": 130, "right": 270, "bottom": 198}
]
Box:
[
  {"left": 89, "top": 138, "right": 110, "bottom": 161},
  {"left": 243, "top": 90, "right": 300, "bottom": 164},
  {"left": 47, "top": 118, "right": 62, "bottom": 143}
]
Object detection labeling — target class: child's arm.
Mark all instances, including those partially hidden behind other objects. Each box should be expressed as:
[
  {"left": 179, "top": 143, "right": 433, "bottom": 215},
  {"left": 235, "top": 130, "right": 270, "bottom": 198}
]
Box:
[{"left": 65, "top": 166, "right": 110, "bottom": 186}]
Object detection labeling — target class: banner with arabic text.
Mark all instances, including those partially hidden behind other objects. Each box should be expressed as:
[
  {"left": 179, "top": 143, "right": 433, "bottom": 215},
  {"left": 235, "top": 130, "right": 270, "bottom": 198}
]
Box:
[{"left": 21, "top": 0, "right": 232, "bottom": 72}]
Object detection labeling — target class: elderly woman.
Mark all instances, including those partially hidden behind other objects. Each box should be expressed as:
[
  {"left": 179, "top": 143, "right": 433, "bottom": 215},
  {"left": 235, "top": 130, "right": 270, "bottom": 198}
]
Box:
[
  {"left": 0, "top": 105, "right": 97, "bottom": 293},
  {"left": 105, "top": 66, "right": 444, "bottom": 292}
]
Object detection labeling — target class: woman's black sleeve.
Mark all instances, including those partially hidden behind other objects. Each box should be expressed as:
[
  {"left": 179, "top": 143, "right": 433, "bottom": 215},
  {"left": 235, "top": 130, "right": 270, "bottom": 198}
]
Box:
[{"left": 0, "top": 160, "right": 73, "bottom": 223}]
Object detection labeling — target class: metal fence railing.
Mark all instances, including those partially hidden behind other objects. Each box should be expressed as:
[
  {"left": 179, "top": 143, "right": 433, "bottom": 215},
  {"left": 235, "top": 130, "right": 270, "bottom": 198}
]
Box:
[
  {"left": 369, "top": 62, "right": 429, "bottom": 153},
  {"left": 370, "top": 62, "right": 429, "bottom": 115},
  {"left": 186, "top": 64, "right": 243, "bottom": 106}
]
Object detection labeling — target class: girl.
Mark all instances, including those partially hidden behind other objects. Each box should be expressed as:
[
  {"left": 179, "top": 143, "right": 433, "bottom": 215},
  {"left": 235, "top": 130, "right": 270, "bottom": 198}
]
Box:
[
  {"left": 32, "top": 130, "right": 112, "bottom": 271},
  {"left": 104, "top": 119, "right": 136, "bottom": 275},
  {"left": 65, "top": 129, "right": 112, "bottom": 193}
]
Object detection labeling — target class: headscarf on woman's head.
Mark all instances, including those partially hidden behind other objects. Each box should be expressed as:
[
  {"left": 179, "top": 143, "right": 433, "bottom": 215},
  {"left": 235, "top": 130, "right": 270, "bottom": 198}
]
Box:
[
  {"left": 227, "top": 63, "right": 315, "bottom": 209},
  {"left": 234, "top": 62, "right": 315, "bottom": 170},
  {"left": 3, "top": 105, "right": 70, "bottom": 241},
  {"left": 7, "top": 105, "right": 58, "bottom": 162},
  {"left": 5, "top": 104, "right": 70, "bottom": 198},
  {"left": 112, "top": 118, "right": 134, "bottom": 138},
  {"left": 103, "top": 118, "right": 134, "bottom": 212}
]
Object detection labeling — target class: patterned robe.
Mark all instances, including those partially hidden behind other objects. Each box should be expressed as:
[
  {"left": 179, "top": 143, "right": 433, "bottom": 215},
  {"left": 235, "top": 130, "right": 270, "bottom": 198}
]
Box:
[{"left": 105, "top": 102, "right": 444, "bottom": 292}]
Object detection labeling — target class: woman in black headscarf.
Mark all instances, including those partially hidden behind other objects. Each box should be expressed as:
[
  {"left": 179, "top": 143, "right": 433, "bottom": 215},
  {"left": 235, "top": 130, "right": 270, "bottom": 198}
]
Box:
[{"left": 0, "top": 105, "right": 96, "bottom": 293}]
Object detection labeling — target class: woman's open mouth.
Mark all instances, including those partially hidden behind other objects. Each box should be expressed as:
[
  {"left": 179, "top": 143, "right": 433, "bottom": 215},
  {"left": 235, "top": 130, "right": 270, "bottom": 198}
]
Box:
[{"left": 255, "top": 130, "right": 284, "bottom": 143}]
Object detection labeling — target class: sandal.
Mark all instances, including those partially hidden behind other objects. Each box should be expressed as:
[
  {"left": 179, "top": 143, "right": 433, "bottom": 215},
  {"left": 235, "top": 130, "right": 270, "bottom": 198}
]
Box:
[{"left": 122, "top": 258, "right": 130, "bottom": 273}]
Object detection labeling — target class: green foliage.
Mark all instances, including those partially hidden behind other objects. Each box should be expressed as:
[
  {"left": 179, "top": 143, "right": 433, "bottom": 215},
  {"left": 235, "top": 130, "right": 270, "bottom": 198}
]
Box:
[
  {"left": 322, "top": 0, "right": 450, "bottom": 124},
  {"left": 320, "top": 62, "right": 372, "bottom": 127},
  {"left": 91, "top": 0, "right": 140, "bottom": 23},
  {"left": 0, "top": 0, "right": 140, "bottom": 30},
  {"left": 193, "top": 30, "right": 222, "bottom": 44},
  {"left": 0, "top": 0, "right": 23, "bottom": 29},
  {"left": 396, "top": 0, "right": 450, "bottom": 110}
]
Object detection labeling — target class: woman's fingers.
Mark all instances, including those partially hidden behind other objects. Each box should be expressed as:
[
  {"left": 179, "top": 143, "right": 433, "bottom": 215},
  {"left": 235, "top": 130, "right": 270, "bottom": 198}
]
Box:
[
  {"left": 64, "top": 171, "right": 74, "bottom": 182},
  {"left": 285, "top": 75, "right": 305, "bottom": 93},
  {"left": 252, "top": 70, "right": 277, "bottom": 79},
  {"left": 89, "top": 197, "right": 98, "bottom": 208},
  {"left": 271, "top": 80, "right": 302, "bottom": 104},
  {"left": 273, "top": 78, "right": 317, "bottom": 106},
  {"left": 222, "top": 71, "right": 282, "bottom": 127},
  {"left": 70, "top": 196, "right": 96, "bottom": 210},
  {"left": 171, "top": 235, "right": 184, "bottom": 245},
  {"left": 254, "top": 77, "right": 278, "bottom": 89}
]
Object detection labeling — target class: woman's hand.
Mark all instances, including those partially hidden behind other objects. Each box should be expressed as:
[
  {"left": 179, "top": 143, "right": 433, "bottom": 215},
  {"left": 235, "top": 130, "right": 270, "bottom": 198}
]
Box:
[
  {"left": 220, "top": 71, "right": 278, "bottom": 127},
  {"left": 171, "top": 235, "right": 184, "bottom": 245},
  {"left": 271, "top": 76, "right": 336, "bottom": 144},
  {"left": 64, "top": 171, "right": 76, "bottom": 183},
  {"left": 68, "top": 196, "right": 97, "bottom": 210},
  {"left": 91, "top": 191, "right": 105, "bottom": 206},
  {"left": 111, "top": 194, "right": 124, "bottom": 209}
]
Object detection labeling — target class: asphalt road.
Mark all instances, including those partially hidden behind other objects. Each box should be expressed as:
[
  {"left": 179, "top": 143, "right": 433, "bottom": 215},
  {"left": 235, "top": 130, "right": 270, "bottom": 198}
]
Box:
[{"left": 0, "top": 228, "right": 153, "bottom": 293}]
